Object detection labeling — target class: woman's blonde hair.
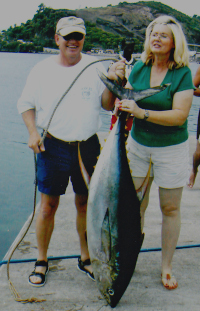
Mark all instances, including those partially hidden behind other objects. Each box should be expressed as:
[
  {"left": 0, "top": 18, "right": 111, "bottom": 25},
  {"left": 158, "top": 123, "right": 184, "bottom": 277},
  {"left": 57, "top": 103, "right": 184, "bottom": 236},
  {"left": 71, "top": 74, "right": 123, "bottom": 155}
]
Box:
[{"left": 141, "top": 15, "right": 189, "bottom": 69}]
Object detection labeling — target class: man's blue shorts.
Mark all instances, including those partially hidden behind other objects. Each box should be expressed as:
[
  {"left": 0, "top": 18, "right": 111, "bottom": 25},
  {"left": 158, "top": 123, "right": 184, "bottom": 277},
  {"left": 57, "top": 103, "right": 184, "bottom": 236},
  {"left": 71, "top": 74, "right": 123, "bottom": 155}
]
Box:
[{"left": 36, "top": 133, "right": 100, "bottom": 196}]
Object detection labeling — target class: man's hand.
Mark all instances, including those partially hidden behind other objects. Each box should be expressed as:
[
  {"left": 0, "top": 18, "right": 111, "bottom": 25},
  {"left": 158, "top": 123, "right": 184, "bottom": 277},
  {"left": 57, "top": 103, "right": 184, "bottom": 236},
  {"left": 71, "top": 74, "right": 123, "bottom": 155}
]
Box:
[
  {"left": 28, "top": 131, "right": 45, "bottom": 154},
  {"left": 22, "top": 109, "right": 45, "bottom": 154},
  {"left": 107, "top": 59, "right": 125, "bottom": 82}
]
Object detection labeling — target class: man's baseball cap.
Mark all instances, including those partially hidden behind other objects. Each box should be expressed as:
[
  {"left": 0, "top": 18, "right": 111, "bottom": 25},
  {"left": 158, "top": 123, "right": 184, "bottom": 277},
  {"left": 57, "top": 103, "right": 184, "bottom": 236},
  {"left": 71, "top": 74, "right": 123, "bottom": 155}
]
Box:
[{"left": 56, "top": 16, "right": 86, "bottom": 36}]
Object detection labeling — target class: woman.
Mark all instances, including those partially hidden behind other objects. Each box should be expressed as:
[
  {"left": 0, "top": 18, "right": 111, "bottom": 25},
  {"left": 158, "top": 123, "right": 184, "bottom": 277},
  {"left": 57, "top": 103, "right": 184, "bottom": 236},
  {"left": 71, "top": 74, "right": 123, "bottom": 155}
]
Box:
[{"left": 116, "top": 16, "right": 194, "bottom": 289}]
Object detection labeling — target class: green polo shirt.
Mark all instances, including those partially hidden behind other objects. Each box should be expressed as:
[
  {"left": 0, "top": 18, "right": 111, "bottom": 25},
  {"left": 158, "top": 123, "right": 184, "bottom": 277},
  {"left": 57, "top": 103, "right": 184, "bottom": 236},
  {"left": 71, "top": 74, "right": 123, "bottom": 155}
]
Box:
[{"left": 128, "top": 61, "right": 194, "bottom": 147}]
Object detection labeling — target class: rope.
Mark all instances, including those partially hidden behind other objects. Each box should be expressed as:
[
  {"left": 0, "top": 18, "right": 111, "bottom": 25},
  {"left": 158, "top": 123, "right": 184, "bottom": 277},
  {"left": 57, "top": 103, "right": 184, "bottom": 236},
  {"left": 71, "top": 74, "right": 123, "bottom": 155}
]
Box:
[
  {"left": 6, "top": 57, "right": 119, "bottom": 303},
  {"left": 7, "top": 153, "right": 45, "bottom": 302},
  {"left": 2, "top": 242, "right": 200, "bottom": 267}
]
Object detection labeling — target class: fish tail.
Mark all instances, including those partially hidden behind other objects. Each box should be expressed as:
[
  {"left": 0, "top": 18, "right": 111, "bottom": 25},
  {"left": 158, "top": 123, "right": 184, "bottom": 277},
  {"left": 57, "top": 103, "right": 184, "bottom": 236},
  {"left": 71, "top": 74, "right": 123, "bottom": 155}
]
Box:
[{"left": 136, "top": 157, "right": 152, "bottom": 203}]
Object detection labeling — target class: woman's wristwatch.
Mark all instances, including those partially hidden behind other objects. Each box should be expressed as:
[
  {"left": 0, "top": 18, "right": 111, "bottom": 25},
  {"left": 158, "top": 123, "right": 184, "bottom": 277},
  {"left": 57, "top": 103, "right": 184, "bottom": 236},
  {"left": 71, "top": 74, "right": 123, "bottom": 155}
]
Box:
[{"left": 143, "top": 109, "right": 149, "bottom": 121}]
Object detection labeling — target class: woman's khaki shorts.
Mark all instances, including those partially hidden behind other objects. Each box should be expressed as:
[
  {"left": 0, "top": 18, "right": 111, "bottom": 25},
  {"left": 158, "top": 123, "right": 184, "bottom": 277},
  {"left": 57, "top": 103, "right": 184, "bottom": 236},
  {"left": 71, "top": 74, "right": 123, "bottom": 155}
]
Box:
[{"left": 126, "top": 137, "right": 189, "bottom": 189}]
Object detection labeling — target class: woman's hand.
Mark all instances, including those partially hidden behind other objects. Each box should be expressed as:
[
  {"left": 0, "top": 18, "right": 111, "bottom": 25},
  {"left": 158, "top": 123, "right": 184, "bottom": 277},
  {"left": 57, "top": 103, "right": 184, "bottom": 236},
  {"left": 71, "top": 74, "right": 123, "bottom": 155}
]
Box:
[{"left": 116, "top": 99, "right": 144, "bottom": 119}]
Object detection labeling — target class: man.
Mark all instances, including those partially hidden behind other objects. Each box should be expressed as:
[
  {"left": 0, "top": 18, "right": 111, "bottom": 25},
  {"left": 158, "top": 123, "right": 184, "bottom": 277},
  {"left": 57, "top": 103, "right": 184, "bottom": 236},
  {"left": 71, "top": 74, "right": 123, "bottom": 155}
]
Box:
[
  {"left": 188, "top": 65, "right": 200, "bottom": 188},
  {"left": 17, "top": 16, "right": 125, "bottom": 287}
]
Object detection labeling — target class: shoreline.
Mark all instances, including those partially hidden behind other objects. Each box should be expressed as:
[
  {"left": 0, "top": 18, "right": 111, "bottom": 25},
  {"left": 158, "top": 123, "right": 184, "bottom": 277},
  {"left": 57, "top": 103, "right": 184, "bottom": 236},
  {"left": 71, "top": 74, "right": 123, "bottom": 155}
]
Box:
[{"left": 0, "top": 50, "right": 200, "bottom": 63}]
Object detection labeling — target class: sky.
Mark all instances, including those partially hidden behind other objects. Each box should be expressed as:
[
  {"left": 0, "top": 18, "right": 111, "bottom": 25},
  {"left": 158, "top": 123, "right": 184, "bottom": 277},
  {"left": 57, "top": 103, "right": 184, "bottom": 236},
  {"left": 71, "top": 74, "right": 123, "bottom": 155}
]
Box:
[{"left": 0, "top": 0, "right": 199, "bottom": 31}]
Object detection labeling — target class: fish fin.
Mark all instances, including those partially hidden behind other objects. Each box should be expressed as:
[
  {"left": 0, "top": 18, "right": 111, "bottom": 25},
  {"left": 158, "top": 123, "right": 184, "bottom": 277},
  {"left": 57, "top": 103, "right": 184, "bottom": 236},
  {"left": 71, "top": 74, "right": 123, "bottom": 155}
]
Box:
[
  {"left": 78, "top": 143, "right": 90, "bottom": 189},
  {"left": 140, "top": 232, "right": 145, "bottom": 249},
  {"left": 128, "top": 83, "right": 171, "bottom": 102},
  {"left": 136, "top": 157, "right": 152, "bottom": 203},
  {"left": 96, "top": 69, "right": 124, "bottom": 100}
]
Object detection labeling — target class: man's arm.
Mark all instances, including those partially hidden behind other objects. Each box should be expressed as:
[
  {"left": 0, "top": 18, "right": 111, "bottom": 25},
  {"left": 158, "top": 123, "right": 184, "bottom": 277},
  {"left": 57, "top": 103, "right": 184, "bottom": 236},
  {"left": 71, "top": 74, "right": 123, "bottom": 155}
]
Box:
[
  {"left": 194, "top": 66, "right": 200, "bottom": 141},
  {"left": 22, "top": 109, "right": 45, "bottom": 153},
  {"left": 188, "top": 137, "right": 200, "bottom": 188},
  {"left": 193, "top": 65, "right": 200, "bottom": 97},
  {"left": 101, "top": 59, "right": 125, "bottom": 111},
  {"left": 188, "top": 65, "right": 200, "bottom": 187}
]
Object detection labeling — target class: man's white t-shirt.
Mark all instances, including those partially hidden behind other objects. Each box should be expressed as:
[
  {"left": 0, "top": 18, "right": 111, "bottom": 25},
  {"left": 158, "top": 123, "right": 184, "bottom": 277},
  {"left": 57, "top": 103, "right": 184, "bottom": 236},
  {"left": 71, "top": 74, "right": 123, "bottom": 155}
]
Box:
[{"left": 17, "top": 53, "right": 106, "bottom": 141}]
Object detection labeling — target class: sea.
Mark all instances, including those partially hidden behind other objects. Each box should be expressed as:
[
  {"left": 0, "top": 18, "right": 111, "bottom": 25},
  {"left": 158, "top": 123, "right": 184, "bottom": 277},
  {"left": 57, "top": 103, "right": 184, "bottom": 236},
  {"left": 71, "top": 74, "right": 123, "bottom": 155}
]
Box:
[{"left": 0, "top": 52, "right": 199, "bottom": 262}]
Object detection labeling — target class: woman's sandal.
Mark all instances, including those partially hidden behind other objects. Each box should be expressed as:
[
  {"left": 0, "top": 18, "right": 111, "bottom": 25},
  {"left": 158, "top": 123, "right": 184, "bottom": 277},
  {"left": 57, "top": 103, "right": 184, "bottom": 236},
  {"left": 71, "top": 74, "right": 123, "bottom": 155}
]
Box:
[
  {"left": 77, "top": 257, "right": 95, "bottom": 281},
  {"left": 28, "top": 260, "right": 49, "bottom": 287},
  {"left": 161, "top": 273, "right": 178, "bottom": 290}
]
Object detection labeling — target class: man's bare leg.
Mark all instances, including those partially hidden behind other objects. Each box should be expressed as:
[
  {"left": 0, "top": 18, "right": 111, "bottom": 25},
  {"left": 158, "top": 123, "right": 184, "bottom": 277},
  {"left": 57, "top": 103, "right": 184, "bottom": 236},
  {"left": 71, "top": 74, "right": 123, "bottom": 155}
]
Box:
[{"left": 29, "top": 193, "right": 60, "bottom": 284}]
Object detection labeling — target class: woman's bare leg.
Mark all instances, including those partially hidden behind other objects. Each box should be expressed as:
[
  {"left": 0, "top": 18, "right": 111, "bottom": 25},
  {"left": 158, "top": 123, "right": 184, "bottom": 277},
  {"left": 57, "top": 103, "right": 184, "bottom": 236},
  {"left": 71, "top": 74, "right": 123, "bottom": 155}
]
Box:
[{"left": 159, "top": 187, "right": 183, "bottom": 289}]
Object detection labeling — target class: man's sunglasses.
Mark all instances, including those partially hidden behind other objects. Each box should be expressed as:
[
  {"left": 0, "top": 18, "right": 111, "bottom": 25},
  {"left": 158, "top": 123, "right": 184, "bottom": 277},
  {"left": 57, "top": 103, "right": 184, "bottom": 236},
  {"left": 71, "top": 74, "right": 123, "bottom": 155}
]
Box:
[{"left": 59, "top": 32, "right": 84, "bottom": 41}]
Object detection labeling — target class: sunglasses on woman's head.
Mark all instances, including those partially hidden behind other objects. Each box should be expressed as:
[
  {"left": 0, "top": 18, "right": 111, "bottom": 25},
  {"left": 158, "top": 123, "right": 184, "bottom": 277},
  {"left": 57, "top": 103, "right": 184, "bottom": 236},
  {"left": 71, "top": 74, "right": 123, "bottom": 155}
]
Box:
[{"left": 61, "top": 32, "right": 84, "bottom": 41}]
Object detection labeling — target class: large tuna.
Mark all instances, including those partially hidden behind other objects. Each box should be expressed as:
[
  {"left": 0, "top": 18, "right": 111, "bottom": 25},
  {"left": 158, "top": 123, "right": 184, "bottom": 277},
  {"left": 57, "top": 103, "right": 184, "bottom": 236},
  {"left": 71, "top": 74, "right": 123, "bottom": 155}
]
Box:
[{"left": 86, "top": 74, "right": 169, "bottom": 308}]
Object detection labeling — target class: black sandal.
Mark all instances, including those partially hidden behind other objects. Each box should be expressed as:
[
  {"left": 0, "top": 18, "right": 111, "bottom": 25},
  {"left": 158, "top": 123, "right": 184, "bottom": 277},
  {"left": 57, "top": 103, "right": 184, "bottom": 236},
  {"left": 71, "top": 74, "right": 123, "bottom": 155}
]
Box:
[
  {"left": 77, "top": 257, "right": 95, "bottom": 281},
  {"left": 28, "top": 260, "right": 49, "bottom": 287}
]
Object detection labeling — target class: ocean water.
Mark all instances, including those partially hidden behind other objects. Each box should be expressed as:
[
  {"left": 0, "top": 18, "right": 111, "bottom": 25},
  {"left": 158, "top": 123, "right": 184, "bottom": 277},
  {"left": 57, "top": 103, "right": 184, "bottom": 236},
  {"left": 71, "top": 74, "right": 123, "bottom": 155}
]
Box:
[{"left": 0, "top": 52, "right": 199, "bottom": 261}]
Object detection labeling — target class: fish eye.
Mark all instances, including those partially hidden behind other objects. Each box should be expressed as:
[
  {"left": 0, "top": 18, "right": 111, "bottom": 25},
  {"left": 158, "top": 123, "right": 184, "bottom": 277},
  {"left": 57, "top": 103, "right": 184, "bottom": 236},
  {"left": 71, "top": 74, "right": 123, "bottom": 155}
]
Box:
[{"left": 108, "top": 288, "right": 115, "bottom": 296}]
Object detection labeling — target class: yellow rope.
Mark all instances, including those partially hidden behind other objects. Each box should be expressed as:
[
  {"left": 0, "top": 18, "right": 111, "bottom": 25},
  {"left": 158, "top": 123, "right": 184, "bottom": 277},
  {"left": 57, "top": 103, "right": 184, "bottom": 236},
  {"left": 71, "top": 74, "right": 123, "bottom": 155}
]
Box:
[
  {"left": 9, "top": 279, "right": 46, "bottom": 303},
  {"left": 6, "top": 153, "right": 45, "bottom": 303}
]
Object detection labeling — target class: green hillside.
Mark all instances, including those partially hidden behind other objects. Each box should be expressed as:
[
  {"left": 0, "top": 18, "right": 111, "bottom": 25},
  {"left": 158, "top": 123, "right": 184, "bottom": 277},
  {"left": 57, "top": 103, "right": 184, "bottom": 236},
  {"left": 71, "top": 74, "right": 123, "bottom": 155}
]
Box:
[{"left": 0, "top": 2, "right": 200, "bottom": 53}]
